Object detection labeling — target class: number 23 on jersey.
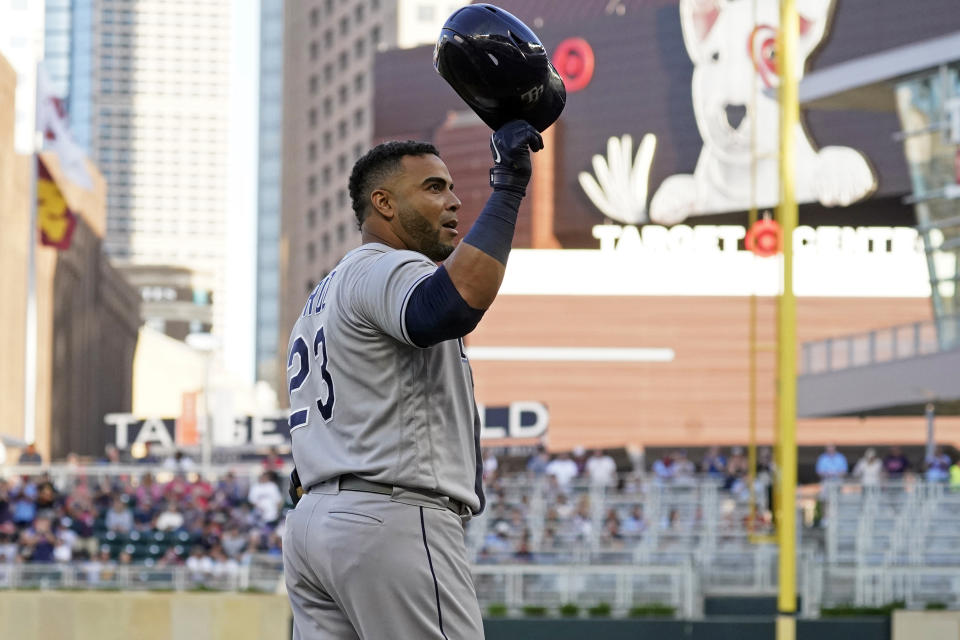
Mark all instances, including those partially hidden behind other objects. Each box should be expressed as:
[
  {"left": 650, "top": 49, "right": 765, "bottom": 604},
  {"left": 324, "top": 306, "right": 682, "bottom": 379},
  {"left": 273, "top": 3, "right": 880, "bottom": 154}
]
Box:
[{"left": 288, "top": 325, "right": 335, "bottom": 429}]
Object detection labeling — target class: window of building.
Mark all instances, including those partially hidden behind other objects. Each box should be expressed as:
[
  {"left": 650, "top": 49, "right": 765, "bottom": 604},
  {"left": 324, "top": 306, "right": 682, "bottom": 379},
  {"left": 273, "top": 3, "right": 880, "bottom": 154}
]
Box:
[
  {"left": 310, "top": 41, "right": 319, "bottom": 60},
  {"left": 353, "top": 108, "right": 364, "bottom": 127},
  {"left": 353, "top": 143, "right": 363, "bottom": 159},
  {"left": 354, "top": 37, "right": 366, "bottom": 58},
  {"left": 337, "top": 223, "right": 346, "bottom": 243},
  {"left": 308, "top": 175, "right": 317, "bottom": 195},
  {"left": 325, "top": 0, "right": 334, "bottom": 15},
  {"left": 338, "top": 51, "right": 348, "bottom": 70},
  {"left": 338, "top": 84, "right": 348, "bottom": 104},
  {"left": 307, "top": 242, "right": 316, "bottom": 262},
  {"left": 355, "top": 4, "right": 365, "bottom": 22},
  {"left": 322, "top": 200, "right": 331, "bottom": 219},
  {"left": 324, "top": 64, "right": 333, "bottom": 82},
  {"left": 307, "top": 208, "right": 317, "bottom": 228},
  {"left": 337, "top": 190, "right": 347, "bottom": 208},
  {"left": 308, "top": 142, "right": 317, "bottom": 162},
  {"left": 353, "top": 73, "right": 365, "bottom": 93},
  {"left": 310, "top": 8, "right": 319, "bottom": 27},
  {"left": 309, "top": 75, "right": 319, "bottom": 94},
  {"left": 306, "top": 280, "right": 315, "bottom": 294},
  {"left": 337, "top": 154, "right": 347, "bottom": 173},
  {"left": 323, "top": 29, "right": 333, "bottom": 49},
  {"left": 322, "top": 232, "right": 330, "bottom": 252},
  {"left": 339, "top": 16, "right": 349, "bottom": 35},
  {"left": 338, "top": 120, "right": 347, "bottom": 139},
  {"left": 323, "top": 131, "right": 332, "bottom": 149},
  {"left": 371, "top": 25, "right": 381, "bottom": 46},
  {"left": 323, "top": 97, "right": 332, "bottom": 116},
  {"left": 308, "top": 108, "right": 318, "bottom": 127},
  {"left": 322, "top": 166, "right": 332, "bottom": 185}
]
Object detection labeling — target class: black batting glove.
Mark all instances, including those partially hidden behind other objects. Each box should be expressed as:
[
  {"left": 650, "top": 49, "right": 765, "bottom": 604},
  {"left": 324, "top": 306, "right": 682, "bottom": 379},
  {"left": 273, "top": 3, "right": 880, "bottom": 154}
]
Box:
[
  {"left": 489, "top": 120, "right": 544, "bottom": 195},
  {"left": 289, "top": 467, "right": 303, "bottom": 506}
]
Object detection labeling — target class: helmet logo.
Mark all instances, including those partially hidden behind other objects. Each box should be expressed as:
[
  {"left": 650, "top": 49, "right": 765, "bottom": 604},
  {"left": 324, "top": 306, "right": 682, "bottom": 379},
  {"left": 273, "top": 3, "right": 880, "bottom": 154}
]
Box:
[{"left": 520, "top": 84, "right": 544, "bottom": 105}]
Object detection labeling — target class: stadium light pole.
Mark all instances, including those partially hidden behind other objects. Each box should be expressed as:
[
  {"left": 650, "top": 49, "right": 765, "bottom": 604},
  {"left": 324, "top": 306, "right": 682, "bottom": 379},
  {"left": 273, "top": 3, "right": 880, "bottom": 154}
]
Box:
[{"left": 776, "top": 0, "right": 800, "bottom": 638}]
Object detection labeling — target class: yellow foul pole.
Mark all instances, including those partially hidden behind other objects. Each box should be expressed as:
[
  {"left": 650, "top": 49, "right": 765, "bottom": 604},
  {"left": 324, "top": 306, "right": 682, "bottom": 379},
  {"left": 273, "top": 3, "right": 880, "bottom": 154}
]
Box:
[{"left": 777, "top": 0, "right": 799, "bottom": 638}]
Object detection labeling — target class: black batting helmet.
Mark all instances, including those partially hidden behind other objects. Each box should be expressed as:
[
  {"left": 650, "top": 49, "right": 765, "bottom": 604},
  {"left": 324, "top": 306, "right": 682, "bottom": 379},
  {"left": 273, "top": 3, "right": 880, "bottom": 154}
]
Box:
[{"left": 433, "top": 3, "right": 566, "bottom": 133}]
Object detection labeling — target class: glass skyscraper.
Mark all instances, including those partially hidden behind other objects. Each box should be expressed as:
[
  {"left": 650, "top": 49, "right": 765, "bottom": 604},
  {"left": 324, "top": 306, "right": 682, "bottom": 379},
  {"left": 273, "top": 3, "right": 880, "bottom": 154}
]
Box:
[{"left": 256, "top": 0, "right": 284, "bottom": 388}]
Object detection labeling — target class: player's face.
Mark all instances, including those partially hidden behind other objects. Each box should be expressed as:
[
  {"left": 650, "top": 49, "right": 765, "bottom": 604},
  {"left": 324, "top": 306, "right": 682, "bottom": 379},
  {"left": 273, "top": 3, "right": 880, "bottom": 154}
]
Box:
[{"left": 393, "top": 154, "right": 461, "bottom": 262}]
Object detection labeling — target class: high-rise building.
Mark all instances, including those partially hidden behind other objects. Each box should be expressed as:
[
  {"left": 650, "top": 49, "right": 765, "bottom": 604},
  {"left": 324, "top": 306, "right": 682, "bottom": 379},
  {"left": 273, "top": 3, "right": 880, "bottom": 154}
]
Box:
[
  {"left": 256, "top": 0, "right": 284, "bottom": 389},
  {"left": 279, "top": 0, "right": 467, "bottom": 393},
  {"left": 43, "top": 0, "right": 235, "bottom": 356},
  {"left": 0, "top": 0, "right": 45, "bottom": 153}
]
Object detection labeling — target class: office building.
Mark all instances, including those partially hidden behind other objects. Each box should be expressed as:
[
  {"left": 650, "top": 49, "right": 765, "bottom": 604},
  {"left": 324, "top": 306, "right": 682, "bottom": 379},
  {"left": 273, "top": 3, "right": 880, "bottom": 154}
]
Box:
[{"left": 278, "top": 0, "right": 467, "bottom": 393}]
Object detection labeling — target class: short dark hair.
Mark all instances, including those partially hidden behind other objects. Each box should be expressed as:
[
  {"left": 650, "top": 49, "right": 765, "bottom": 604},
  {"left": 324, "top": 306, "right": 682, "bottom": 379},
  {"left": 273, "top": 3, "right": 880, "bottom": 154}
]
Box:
[{"left": 348, "top": 140, "right": 440, "bottom": 229}]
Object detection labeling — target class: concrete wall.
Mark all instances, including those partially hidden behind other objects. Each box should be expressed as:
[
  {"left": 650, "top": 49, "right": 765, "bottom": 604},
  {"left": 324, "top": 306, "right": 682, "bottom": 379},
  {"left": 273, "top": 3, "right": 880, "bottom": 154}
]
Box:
[
  {"left": 0, "top": 592, "right": 291, "bottom": 640},
  {"left": 893, "top": 610, "right": 960, "bottom": 640}
]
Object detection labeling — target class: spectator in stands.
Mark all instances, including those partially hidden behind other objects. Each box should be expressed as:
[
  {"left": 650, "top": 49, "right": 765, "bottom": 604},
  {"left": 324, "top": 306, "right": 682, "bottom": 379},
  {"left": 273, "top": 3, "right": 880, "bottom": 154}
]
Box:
[
  {"left": 545, "top": 452, "right": 579, "bottom": 488},
  {"left": 18, "top": 443, "right": 43, "bottom": 465},
  {"left": 221, "top": 525, "right": 246, "bottom": 559},
  {"left": 0, "top": 522, "right": 17, "bottom": 562},
  {"left": 853, "top": 448, "right": 883, "bottom": 488},
  {"left": 105, "top": 497, "right": 134, "bottom": 534},
  {"left": 586, "top": 449, "right": 618, "bottom": 487},
  {"left": 882, "top": 446, "right": 911, "bottom": 479},
  {"left": 163, "top": 450, "right": 196, "bottom": 473},
  {"left": 950, "top": 459, "right": 960, "bottom": 490},
  {"left": 11, "top": 484, "right": 37, "bottom": 529},
  {"left": 554, "top": 493, "right": 574, "bottom": 521},
  {"left": 924, "top": 446, "right": 952, "bottom": 483},
  {"left": 652, "top": 452, "right": 675, "bottom": 484},
  {"left": 19, "top": 515, "right": 56, "bottom": 563},
  {"left": 815, "top": 444, "right": 848, "bottom": 482},
  {"left": 155, "top": 501, "right": 185, "bottom": 532},
  {"left": 54, "top": 522, "right": 75, "bottom": 563},
  {"left": 99, "top": 443, "right": 122, "bottom": 465},
  {"left": 572, "top": 446, "right": 589, "bottom": 476},
  {"left": 186, "top": 545, "right": 212, "bottom": 582},
  {"left": 248, "top": 471, "right": 284, "bottom": 525},
  {"left": 622, "top": 505, "right": 647, "bottom": 537},
  {"left": 132, "top": 498, "right": 157, "bottom": 531},
  {"left": 701, "top": 447, "right": 727, "bottom": 481},
  {"left": 261, "top": 447, "right": 285, "bottom": 472},
  {"left": 483, "top": 521, "right": 513, "bottom": 555},
  {"left": 0, "top": 480, "right": 11, "bottom": 527},
  {"left": 483, "top": 450, "right": 499, "bottom": 480},
  {"left": 68, "top": 504, "right": 98, "bottom": 558},
  {"left": 525, "top": 446, "right": 550, "bottom": 476},
  {"left": 673, "top": 450, "right": 696, "bottom": 485},
  {"left": 725, "top": 447, "right": 749, "bottom": 492}
]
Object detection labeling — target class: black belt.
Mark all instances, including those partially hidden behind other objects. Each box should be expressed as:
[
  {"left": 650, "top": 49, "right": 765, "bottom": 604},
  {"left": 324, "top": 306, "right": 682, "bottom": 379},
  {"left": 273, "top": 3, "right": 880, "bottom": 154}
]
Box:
[{"left": 336, "top": 474, "right": 465, "bottom": 515}]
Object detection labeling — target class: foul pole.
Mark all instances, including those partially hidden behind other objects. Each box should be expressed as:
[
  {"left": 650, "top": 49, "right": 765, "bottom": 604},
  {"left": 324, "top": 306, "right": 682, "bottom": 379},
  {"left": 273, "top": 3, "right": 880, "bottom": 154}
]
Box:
[{"left": 776, "top": 0, "right": 800, "bottom": 638}]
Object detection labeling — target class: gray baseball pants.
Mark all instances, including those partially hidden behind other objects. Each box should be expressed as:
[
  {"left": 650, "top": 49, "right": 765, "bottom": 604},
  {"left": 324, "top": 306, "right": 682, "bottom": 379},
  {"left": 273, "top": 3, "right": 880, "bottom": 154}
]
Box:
[{"left": 282, "top": 479, "right": 485, "bottom": 639}]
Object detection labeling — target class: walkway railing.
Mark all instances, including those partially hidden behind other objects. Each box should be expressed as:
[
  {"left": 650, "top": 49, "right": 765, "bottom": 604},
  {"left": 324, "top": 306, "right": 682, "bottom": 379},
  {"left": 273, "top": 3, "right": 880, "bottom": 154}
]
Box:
[{"left": 800, "top": 314, "right": 960, "bottom": 375}]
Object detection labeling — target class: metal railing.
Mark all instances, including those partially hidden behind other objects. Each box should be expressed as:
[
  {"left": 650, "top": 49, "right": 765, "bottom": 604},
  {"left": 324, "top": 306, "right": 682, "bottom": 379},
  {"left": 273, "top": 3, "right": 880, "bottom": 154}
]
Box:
[{"left": 800, "top": 314, "right": 960, "bottom": 375}]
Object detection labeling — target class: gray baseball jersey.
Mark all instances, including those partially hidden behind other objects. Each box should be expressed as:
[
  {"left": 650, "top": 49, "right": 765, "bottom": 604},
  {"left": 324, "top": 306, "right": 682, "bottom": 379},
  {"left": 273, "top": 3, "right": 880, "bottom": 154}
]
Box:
[{"left": 287, "top": 243, "right": 484, "bottom": 514}]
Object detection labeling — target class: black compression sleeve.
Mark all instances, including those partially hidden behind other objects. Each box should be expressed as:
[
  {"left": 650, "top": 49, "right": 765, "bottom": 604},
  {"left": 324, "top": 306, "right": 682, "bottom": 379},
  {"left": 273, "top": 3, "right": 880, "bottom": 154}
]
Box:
[
  {"left": 405, "top": 265, "right": 485, "bottom": 348},
  {"left": 461, "top": 188, "right": 524, "bottom": 265}
]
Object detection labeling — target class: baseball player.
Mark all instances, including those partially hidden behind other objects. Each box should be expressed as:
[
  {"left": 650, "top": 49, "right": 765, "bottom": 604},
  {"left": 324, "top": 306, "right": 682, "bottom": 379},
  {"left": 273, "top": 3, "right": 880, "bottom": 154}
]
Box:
[{"left": 283, "top": 119, "right": 543, "bottom": 639}]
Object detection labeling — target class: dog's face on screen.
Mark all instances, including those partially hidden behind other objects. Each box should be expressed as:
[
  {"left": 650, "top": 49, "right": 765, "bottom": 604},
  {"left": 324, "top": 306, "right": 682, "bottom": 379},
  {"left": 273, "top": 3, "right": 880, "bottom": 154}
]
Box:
[{"left": 680, "top": 0, "right": 833, "bottom": 163}]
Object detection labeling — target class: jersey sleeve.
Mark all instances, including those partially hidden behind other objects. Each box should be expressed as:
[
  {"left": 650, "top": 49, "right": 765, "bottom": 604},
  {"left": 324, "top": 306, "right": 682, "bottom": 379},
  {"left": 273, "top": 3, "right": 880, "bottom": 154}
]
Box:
[{"left": 349, "top": 249, "right": 437, "bottom": 346}]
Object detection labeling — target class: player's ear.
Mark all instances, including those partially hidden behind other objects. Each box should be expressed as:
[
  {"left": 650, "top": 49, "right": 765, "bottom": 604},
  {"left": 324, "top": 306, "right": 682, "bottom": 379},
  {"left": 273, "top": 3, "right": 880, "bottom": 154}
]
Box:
[{"left": 370, "top": 188, "right": 395, "bottom": 220}]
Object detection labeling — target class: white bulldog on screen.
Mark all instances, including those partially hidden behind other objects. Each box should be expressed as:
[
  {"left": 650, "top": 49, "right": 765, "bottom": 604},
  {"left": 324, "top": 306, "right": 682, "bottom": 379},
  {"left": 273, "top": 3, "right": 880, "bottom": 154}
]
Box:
[{"left": 648, "top": 0, "right": 876, "bottom": 225}]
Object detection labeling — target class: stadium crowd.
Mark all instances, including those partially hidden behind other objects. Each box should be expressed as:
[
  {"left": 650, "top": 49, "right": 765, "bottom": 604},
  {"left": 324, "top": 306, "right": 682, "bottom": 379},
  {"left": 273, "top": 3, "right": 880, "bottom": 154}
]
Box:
[
  {"left": 3, "top": 443, "right": 959, "bottom": 568},
  {"left": 0, "top": 450, "right": 287, "bottom": 577}
]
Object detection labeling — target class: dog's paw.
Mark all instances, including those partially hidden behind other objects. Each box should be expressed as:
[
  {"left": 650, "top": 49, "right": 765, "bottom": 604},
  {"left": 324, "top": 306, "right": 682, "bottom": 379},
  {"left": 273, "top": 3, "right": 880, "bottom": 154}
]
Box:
[
  {"left": 650, "top": 175, "right": 699, "bottom": 225},
  {"left": 813, "top": 147, "right": 876, "bottom": 207}
]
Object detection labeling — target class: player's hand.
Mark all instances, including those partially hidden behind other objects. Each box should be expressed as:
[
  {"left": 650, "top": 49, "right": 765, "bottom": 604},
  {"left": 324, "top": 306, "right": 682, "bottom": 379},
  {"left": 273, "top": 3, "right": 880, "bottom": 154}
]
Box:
[{"left": 489, "top": 120, "right": 544, "bottom": 192}]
